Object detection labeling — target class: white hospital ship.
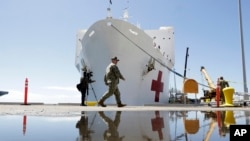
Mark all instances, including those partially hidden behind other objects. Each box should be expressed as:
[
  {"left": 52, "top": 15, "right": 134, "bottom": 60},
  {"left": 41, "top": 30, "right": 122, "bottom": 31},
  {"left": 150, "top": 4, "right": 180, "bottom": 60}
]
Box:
[{"left": 75, "top": 8, "right": 174, "bottom": 105}]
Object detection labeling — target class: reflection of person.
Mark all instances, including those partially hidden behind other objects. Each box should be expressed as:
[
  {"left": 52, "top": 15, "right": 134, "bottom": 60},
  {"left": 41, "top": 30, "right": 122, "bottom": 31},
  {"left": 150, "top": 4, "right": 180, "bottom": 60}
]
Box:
[
  {"left": 76, "top": 112, "right": 94, "bottom": 141},
  {"left": 98, "top": 56, "right": 126, "bottom": 107},
  {"left": 98, "top": 111, "right": 124, "bottom": 141},
  {"left": 219, "top": 76, "right": 229, "bottom": 104}
]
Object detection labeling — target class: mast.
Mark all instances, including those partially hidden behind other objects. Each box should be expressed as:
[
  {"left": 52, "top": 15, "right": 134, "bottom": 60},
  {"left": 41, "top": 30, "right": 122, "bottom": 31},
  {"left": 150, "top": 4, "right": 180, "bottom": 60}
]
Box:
[
  {"left": 122, "top": 0, "right": 130, "bottom": 21},
  {"left": 107, "top": 0, "right": 112, "bottom": 18},
  {"left": 183, "top": 47, "right": 189, "bottom": 80},
  {"left": 239, "top": 0, "right": 250, "bottom": 126},
  {"left": 182, "top": 47, "right": 189, "bottom": 104},
  {"left": 238, "top": 0, "right": 248, "bottom": 99}
]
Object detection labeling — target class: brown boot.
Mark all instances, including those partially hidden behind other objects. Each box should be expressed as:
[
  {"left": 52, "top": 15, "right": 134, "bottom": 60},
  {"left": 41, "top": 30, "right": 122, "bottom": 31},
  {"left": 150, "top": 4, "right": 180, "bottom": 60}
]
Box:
[
  {"left": 98, "top": 100, "right": 106, "bottom": 107},
  {"left": 117, "top": 103, "right": 126, "bottom": 107}
]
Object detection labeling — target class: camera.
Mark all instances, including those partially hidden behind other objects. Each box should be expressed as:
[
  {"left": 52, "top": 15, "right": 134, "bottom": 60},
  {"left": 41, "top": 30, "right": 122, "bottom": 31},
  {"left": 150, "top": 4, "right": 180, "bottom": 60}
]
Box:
[
  {"left": 84, "top": 71, "right": 95, "bottom": 83},
  {"left": 87, "top": 71, "right": 93, "bottom": 78}
]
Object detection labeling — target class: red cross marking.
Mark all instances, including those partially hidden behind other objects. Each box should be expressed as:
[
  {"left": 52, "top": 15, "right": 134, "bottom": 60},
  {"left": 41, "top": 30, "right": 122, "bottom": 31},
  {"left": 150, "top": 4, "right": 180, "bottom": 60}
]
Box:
[
  {"left": 151, "top": 111, "right": 164, "bottom": 140},
  {"left": 151, "top": 71, "right": 164, "bottom": 102}
]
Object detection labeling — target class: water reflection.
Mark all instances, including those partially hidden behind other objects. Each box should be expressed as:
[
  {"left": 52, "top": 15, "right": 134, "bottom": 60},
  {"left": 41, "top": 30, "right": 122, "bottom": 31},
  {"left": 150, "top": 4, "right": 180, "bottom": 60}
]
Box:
[
  {"left": 76, "top": 112, "right": 95, "bottom": 141},
  {"left": 1, "top": 110, "right": 250, "bottom": 141},
  {"left": 201, "top": 111, "right": 233, "bottom": 140},
  {"left": 169, "top": 110, "right": 248, "bottom": 141},
  {"left": 23, "top": 115, "right": 27, "bottom": 135},
  {"left": 98, "top": 111, "right": 124, "bottom": 141},
  {"left": 151, "top": 111, "right": 165, "bottom": 140}
]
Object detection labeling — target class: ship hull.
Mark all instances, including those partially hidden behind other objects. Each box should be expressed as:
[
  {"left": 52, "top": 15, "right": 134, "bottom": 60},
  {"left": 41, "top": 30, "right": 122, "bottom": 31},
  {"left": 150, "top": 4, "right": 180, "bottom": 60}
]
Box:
[{"left": 76, "top": 18, "right": 174, "bottom": 105}]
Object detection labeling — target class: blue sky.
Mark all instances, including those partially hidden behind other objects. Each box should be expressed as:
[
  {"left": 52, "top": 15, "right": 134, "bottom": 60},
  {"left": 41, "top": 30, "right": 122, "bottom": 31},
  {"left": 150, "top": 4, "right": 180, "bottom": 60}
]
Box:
[{"left": 0, "top": 0, "right": 249, "bottom": 103}]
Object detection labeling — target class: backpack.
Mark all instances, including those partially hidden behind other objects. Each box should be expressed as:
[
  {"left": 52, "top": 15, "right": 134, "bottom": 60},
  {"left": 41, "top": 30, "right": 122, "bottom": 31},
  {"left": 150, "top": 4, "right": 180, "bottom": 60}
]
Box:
[
  {"left": 104, "top": 74, "right": 108, "bottom": 85},
  {"left": 76, "top": 83, "right": 82, "bottom": 91}
]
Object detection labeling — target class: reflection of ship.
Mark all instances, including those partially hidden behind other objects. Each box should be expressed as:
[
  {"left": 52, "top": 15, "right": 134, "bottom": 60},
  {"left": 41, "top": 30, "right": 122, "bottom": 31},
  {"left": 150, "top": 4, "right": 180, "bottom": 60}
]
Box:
[
  {"left": 75, "top": 7, "right": 174, "bottom": 105},
  {"left": 80, "top": 110, "right": 246, "bottom": 141},
  {"left": 85, "top": 111, "right": 171, "bottom": 141},
  {"left": 0, "top": 91, "right": 8, "bottom": 96}
]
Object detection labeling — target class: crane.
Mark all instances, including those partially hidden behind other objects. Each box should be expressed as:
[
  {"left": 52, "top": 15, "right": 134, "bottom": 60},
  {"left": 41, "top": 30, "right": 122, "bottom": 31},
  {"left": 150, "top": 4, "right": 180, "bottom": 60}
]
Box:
[{"left": 200, "top": 66, "right": 216, "bottom": 101}]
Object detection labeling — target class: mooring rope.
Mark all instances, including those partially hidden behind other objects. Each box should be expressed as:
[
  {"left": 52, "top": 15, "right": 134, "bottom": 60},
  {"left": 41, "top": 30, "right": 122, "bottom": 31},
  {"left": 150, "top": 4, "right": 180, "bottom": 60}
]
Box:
[{"left": 110, "top": 23, "right": 210, "bottom": 89}]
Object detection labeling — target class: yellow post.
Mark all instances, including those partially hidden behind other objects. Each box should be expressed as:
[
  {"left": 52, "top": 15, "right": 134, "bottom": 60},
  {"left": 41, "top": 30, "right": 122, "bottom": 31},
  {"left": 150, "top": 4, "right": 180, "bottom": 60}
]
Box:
[{"left": 222, "top": 87, "right": 235, "bottom": 106}]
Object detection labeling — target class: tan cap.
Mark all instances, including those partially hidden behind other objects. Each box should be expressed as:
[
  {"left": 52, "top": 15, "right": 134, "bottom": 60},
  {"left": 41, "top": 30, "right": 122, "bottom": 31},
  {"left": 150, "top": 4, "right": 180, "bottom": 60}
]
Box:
[{"left": 111, "top": 56, "right": 119, "bottom": 61}]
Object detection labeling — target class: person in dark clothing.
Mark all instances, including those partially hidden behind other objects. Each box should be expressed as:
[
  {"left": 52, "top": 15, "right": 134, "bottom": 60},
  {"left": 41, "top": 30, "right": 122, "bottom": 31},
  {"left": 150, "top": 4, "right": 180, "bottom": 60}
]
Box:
[
  {"left": 80, "top": 72, "right": 89, "bottom": 106},
  {"left": 79, "top": 68, "right": 95, "bottom": 106}
]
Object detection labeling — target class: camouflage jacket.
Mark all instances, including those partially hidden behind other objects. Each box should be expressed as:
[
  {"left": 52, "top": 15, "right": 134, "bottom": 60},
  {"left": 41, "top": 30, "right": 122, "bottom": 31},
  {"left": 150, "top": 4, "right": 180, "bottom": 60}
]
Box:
[
  {"left": 219, "top": 80, "right": 229, "bottom": 89},
  {"left": 104, "top": 63, "right": 124, "bottom": 84}
]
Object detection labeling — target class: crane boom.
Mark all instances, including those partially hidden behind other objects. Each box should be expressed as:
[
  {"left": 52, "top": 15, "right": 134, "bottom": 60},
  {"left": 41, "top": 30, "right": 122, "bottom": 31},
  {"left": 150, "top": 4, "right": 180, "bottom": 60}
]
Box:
[
  {"left": 200, "top": 66, "right": 216, "bottom": 90},
  {"left": 203, "top": 119, "right": 216, "bottom": 141},
  {"left": 200, "top": 66, "right": 217, "bottom": 101}
]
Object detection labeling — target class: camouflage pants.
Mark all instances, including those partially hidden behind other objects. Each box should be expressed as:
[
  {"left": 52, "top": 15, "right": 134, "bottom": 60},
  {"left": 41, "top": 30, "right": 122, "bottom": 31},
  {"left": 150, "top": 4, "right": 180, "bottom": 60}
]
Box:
[
  {"left": 220, "top": 91, "right": 225, "bottom": 103},
  {"left": 100, "top": 83, "right": 121, "bottom": 104}
]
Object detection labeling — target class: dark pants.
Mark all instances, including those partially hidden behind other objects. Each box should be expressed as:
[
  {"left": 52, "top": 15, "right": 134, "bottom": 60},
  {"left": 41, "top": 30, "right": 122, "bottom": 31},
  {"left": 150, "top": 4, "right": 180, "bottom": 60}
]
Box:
[{"left": 81, "top": 87, "right": 88, "bottom": 105}]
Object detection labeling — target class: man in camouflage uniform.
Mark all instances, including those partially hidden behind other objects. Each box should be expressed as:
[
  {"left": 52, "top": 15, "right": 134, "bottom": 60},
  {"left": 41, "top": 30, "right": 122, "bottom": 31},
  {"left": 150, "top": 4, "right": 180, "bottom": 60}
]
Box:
[
  {"left": 98, "top": 56, "right": 126, "bottom": 107},
  {"left": 219, "top": 76, "right": 229, "bottom": 104}
]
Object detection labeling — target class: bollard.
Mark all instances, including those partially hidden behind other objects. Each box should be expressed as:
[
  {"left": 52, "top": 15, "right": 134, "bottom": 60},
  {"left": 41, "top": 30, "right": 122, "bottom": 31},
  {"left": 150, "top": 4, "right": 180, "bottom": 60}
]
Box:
[
  {"left": 216, "top": 78, "right": 220, "bottom": 107},
  {"left": 223, "top": 87, "right": 235, "bottom": 106},
  {"left": 24, "top": 78, "right": 28, "bottom": 105}
]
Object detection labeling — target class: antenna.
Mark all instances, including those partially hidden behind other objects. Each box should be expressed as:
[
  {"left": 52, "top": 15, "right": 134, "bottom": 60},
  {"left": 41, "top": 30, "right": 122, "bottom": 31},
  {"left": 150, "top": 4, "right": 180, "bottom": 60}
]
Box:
[
  {"left": 106, "top": 0, "right": 112, "bottom": 19},
  {"left": 122, "top": 8, "right": 129, "bottom": 21},
  {"left": 107, "top": 7, "right": 112, "bottom": 19},
  {"left": 122, "top": 0, "right": 130, "bottom": 21}
]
